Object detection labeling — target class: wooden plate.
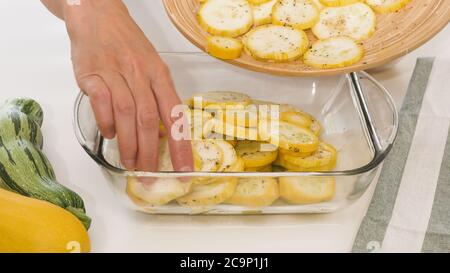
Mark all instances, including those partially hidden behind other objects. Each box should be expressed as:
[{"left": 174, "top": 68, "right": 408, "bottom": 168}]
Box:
[{"left": 163, "top": 0, "right": 449, "bottom": 76}]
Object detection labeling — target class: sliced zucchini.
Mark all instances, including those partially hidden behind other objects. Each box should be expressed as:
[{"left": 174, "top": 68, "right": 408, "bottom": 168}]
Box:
[
  {"left": 235, "top": 140, "right": 278, "bottom": 168},
  {"left": 272, "top": 0, "right": 320, "bottom": 30},
  {"left": 198, "top": 0, "right": 254, "bottom": 37},
  {"left": 303, "top": 36, "right": 364, "bottom": 69},
  {"left": 279, "top": 176, "right": 335, "bottom": 204},
  {"left": 365, "top": 0, "right": 412, "bottom": 13},
  {"left": 206, "top": 36, "right": 243, "bottom": 60},
  {"left": 312, "top": 3, "right": 376, "bottom": 41},
  {"left": 227, "top": 177, "right": 279, "bottom": 207},
  {"left": 243, "top": 24, "right": 309, "bottom": 62}
]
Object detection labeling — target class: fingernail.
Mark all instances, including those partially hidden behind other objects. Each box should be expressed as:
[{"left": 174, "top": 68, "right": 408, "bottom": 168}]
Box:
[
  {"left": 103, "top": 131, "right": 115, "bottom": 139},
  {"left": 179, "top": 166, "right": 193, "bottom": 172},
  {"left": 123, "top": 159, "right": 136, "bottom": 170}
]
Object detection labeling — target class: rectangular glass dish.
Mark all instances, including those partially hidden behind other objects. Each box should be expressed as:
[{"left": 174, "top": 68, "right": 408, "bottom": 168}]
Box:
[{"left": 74, "top": 53, "right": 398, "bottom": 214}]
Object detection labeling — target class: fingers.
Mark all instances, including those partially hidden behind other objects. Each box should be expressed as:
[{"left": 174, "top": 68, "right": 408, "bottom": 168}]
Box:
[
  {"left": 151, "top": 64, "right": 194, "bottom": 172},
  {"left": 103, "top": 73, "right": 138, "bottom": 170},
  {"left": 77, "top": 63, "right": 190, "bottom": 173},
  {"left": 78, "top": 75, "right": 115, "bottom": 139},
  {"left": 129, "top": 76, "right": 160, "bottom": 172}
]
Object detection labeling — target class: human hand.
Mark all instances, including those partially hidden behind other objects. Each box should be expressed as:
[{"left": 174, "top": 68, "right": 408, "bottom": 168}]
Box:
[{"left": 63, "top": 0, "right": 193, "bottom": 172}]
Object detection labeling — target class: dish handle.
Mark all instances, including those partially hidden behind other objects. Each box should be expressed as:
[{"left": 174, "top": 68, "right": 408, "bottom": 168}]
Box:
[{"left": 348, "top": 72, "right": 398, "bottom": 170}]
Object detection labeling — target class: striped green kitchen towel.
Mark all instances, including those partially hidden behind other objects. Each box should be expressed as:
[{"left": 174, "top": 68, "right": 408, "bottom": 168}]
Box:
[{"left": 353, "top": 57, "right": 450, "bottom": 253}]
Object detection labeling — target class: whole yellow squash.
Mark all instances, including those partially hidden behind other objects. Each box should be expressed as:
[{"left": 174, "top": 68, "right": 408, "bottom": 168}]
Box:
[{"left": 0, "top": 188, "right": 91, "bottom": 253}]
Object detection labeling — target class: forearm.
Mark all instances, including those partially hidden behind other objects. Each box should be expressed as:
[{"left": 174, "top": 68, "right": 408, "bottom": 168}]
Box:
[
  {"left": 41, "top": 0, "right": 65, "bottom": 19},
  {"left": 40, "top": 0, "right": 128, "bottom": 25}
]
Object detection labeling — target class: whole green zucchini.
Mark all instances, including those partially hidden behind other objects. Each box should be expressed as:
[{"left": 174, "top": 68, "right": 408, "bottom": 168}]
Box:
[{"left": 0, "top": 98, "right": 91, "bottom": 229}]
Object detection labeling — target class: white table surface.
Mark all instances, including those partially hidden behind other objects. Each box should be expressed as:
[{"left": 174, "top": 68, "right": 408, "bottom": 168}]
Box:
[{"left": 0, "top": 1, "right": 448, "bottom": 253}]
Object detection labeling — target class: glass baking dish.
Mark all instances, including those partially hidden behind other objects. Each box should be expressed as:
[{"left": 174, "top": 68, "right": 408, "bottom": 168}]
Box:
[{"left": 73, "top": 53, "right": 398, "bottom": 214}]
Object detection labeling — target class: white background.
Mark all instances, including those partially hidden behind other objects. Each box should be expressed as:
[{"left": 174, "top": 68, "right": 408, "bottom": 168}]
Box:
[{"left": 0, "top": 1, "right": 448, "bottom": 252}]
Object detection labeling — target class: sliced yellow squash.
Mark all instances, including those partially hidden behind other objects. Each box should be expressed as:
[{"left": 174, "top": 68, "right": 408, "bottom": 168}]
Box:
[
  {"left": 210, "top": 118, "right": 260, "bottom": 141},
  {"left": 303, "top": 36, "right": 364, "bottom": 69},
  {"left": 279, "top": 158, "right": 336, "bottom": 171},
  {"left": 227, "top": 177, "right": 279, "bottom": 206},
  {"left": 188, "top": 109, "right": 213, "bottom": 140},
  {"left": 235, "top": 140, "right": 278, "bottom": 168},
  {"left": 203, "top": 132, "right": 238, "bottom": 147},
  {"left": 243, "top": 24, "right": 309, "bottom": 62},
  {"left": 259, "top": 120, "right": 319, "bottom": 154},
  {"left": 319, "top": 0, "right": 363, "bottom": 6},
  {"left": 206, "top": 36, "right": 243, "bottom": 60},
  {"left": 207, "top": 104, "right": 259, "bottom": 128},
  {"left": 279, "top": 142, "right": 337, "bottom": 170},
  {"left": 193, "top": 140, "right": 223, "bottom": 172},
  {"left": 280, "top": 111, "right": 313, "bottom": 129},
  {"left": 126, "top": 138, "right": 192, "bottom": 206},
  {"left": 312, "top": 3, "right": 376, "bottom": 41},
  {"left": 245, "top": 164, "right": 273, "bottom": 172},
  {"left": 253, "top": 100, "right": 322, "bottom": 135},
  {"left": 198, "top": 0, "right": 254, "bottom": 37},
  {"left": 279, "top": 176, "right": 336, "bottom": 204},
  {"left": 248, "top": 0, "right": 273, "bottom": 4},
  {"left": 191, "top": 91, "right": 252, "bottom": 109},
  {"left": 229, "top": 156, "right": 246, "bottom": 172},
  {"left": 212, "top": 140, "right": 239, "bottom": 172},
  {"left": 252, "top": 0, "right": 278, "bottom": 26},
  {"left": 177, "top": 179, "right": 238, "bottom": 206},
  {"left": 127, "top": 177, "right": 192, "bottom": 206},
  {"left": 366, "top": 0, "right": 412, "bottom": 13},
  {"left": 311, "top": 0, "right": 325, "bottom": 9},
  {"left": 310, "top": 119, "right": 322, "bottom": 136},
  {"left": 272, "top": 0, "right": 320, "bottom": 30}
]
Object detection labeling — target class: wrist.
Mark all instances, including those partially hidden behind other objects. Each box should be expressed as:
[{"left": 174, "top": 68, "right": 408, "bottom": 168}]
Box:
[{"left": 62, "top": 0, "right": 129, "bottom": 41}]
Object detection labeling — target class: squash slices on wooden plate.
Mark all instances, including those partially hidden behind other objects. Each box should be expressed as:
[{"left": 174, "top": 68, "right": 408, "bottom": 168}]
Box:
[
  {"left": 164, "top": 0, "right": 450, "bottom": 75},
  {"left": 312, "top": 3, "right": 376, "bottom": 41},
  {"left": 366, "top": 0, "right": 412, "bottom": 13},
  {"left": 303, "top": 36, "right": 364, "bottom": 69},
  {"left": 196, "top": 0, "right": 377, "bottom": 68},
  {"left": 197, "top": 0, "right": 253, "bottom": 37},
  {"left": 243, "top": 24, "right": 310, "bottom": 62},
  {"left": 272, "top": 0, "right": 320, "bottom": 30}
]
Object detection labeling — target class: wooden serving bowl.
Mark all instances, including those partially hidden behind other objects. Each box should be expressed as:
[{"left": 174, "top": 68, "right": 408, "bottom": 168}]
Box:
[{"left": 163, "top": 0, "right": 449, "bottom": 76}]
